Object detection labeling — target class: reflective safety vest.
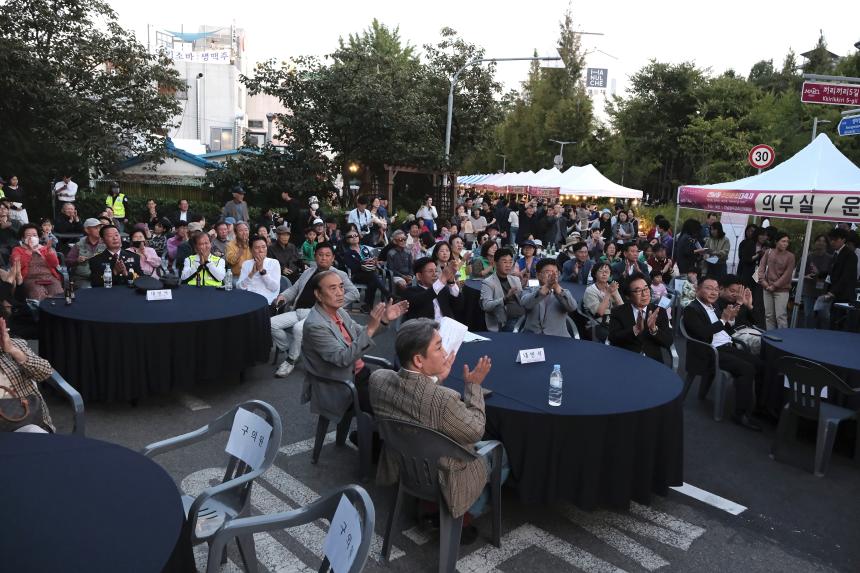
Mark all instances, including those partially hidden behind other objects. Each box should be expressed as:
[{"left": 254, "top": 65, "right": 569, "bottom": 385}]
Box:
[
  {"left": 105, "top": 193, "right": 126, "bottom": 218},
  {"left": 185, "top": 254, "right": 224, "bottom": 287}
]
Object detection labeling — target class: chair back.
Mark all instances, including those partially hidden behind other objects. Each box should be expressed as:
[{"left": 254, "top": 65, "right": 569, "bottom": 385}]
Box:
[
  {"left": 565, "top": 315, "right": 580, "bottom": 339},
  {"left": 776, "top": 356, "right": 856, "bottom": 419},
  {"left": 377, "top": 418, "right": 477, "bottom": 502}
]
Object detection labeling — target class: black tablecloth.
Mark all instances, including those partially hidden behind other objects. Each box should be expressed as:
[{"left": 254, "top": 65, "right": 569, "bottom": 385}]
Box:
[
  {"left": 763, "top": 328, "right": 860, "bottom": 394},
  {"left": 0, "top": 433, "right": 193, "bottom": 573},
  {"left": 39, "top": 287, "right": 272, "bottom": 402},
  {"left": 461, "top": 279, "right": 587, "bottom": 332},
  {"left": 447, "top": 332, "right": 684, "bottom": 509}
]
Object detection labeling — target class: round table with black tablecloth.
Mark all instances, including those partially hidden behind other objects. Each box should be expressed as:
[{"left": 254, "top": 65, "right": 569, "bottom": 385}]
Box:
[
  {"left": 446, "top": 332, "right": 684, "bottom": 510},
  {"left": 0, "top": 433, "right": 193, "bottom": 573},
  {"left": 39, "top": 287, "right": 272, "bottom": 402},
  {"left": 762, "top": 328, "right": 860, "bottom": 407},
  {"left": 461, "top": 279, "right": 587, "bottom": 332}
]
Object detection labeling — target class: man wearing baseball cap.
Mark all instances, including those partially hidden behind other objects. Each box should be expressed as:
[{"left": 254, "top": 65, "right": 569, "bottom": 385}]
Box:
[
  {"left": 66, "top": 218, "right": 106, "bottom": 287},
  {"left": 222, "top": 184, "right": 249, "bottom": 223},
  {"left": 268, "top": 224, "right": 302, "bottom": 278}
]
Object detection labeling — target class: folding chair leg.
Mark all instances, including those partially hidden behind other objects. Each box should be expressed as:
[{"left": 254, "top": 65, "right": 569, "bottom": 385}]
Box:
[
  {"left": 681, "top": 374, "right": 696, "bottom": 402},
  {"left": 438, "top": 508, "right": 464, "bottom": 573},
  {"left": 813, "top": 419, "right": 840, "bottom": 477},
  {"left": 311, "top": 417, "right": 329, "bottom": 464},
  {"left": 336, "top": 412, "right": 353, "bottom": 446},
  {"left": 236, "top": 533, "right": 259, "bottom": 573},
  {"left": 381, "top": 485, "right": 405, "bottom": 563},
  {"left": 713, "top": 373, "right": 726, "bottom": 422},
  {"left": 356, "top": 414, "right": 373, "bottom": 482},
  {"left": 490, "top": 450, "right": 502, "bottom": 548}
]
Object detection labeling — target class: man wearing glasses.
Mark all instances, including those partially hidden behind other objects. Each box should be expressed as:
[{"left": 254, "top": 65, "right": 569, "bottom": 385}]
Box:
[
  {"left": 608, "top": 274, "right": 672, "bottom": 363},
  {"left": 520, "top": 258, "right": 577, "bottom": 337},
  {"left": 385, "top": 230, "right": 413, "bottom": 291}
]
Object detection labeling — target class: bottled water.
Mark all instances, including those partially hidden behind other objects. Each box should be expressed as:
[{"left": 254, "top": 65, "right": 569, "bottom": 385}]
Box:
[
  {"left": 548, "top": 364, "right": 563, "bottom": 407},
  {"left": 223, "top": 274, "right": 233, "bottom": 291},
  {"left": 103, "top": 264, "right": 113, "bottom": 289}
]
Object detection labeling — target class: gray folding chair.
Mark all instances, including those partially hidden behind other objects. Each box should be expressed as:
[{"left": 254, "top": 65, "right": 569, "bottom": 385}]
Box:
[
  {"left": 771, "top": 356, "right": 860, "bottom": 477},
  {"left": 377, "top": 418, "right": 503, "bottom": 573},
  {"left": 42, "top": 370, "right": 85, "bottom": 436},
  {"left": 205, "top": 484, "right": 375, "bottom": 573},
  {"left": 575, "top": 299, "right": 606, "bottom": 342},
  {"left": 678, "top": 308, "right": 743, "bottom": 421},
  {"left": 512, "top": 315, "right": 579, "bottom": 339},
  {"left": 307, "top": 356, "right": 393, "bottom": 481},
  {"left": 142, "top": 400, "right": 283, "bottom": 571}
]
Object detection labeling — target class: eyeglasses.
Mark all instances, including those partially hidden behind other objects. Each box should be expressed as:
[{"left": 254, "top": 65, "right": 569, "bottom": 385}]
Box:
[
  {"left": 346, "top": 234, "right": 359, "bottom": 239},
  {"left": 394, "top": 237, "right": 406, "bottom": 242},
  {"left": 630, "top": 288, "right": 650, "bottom": 295}
]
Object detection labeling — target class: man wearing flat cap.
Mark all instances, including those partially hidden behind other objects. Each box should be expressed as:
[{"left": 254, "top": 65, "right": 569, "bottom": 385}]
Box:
[
  {"left": 268, "top": 224, "right": 302, "bottom": 279},
  {"left": 222, "top": 184, "right": 249, "bottom": 223},
  {"left": 66, "top": 218, "right": 106, "bottom": 288}
]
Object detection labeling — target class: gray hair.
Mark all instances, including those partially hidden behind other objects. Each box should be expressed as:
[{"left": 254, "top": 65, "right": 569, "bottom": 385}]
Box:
[
  {"left": 391, "top": 229, "right": 406, "bottom": 240},
  {"left": 235, "top": 221, "right": 250, "bottom": 231},
  {"left": 395, "top": 318, "right": 440, "bottom": 367}
]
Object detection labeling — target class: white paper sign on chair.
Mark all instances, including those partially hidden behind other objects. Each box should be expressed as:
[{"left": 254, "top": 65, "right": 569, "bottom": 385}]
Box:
[
  {"left": 515, "top": 347, "right": 546, "bottom": 364},
  {"left": 323, "top": 495, "right": 363, "bottom": 573},
  {"left": 225, "top": 408, "right": 272, "bottom": 470}
]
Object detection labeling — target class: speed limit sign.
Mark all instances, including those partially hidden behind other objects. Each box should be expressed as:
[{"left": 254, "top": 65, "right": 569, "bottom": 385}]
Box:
[{"left": 748, "top": 144, "right": 775, "bottom": 170}]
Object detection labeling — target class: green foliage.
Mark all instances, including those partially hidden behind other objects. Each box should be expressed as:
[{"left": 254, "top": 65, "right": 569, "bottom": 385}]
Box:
[{"left": 0, "top": 0, "right": 183, "bottom": 219}]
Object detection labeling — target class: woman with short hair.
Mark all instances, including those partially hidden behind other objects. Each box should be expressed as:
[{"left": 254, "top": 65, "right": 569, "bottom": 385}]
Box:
[{"left": 10, "top": 224, "right": 62, "bottom": 301}]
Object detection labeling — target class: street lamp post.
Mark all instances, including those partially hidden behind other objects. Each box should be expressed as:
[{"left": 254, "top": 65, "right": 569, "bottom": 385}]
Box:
[
  {"left": 443, "top": 55, "right": 562, "bottom": 188},
  {"left": 549, "top": 139, "right": 576, "bottom": 169},
  {"left": 497, "top": 154, "right": 507, "bottom": 173}
]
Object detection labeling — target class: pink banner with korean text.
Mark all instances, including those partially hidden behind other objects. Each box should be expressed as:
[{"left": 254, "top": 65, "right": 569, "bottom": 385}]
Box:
[{"left": 678, "top": 186, "right": 860, "bottom": 224}]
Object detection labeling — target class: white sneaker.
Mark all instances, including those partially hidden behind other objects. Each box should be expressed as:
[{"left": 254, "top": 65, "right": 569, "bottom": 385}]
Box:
[{"left": 275, "top": 360, "right": 294, "bottom": 378}]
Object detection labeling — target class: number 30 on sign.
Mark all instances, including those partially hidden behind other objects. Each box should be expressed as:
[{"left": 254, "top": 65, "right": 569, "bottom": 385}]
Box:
[{"left": 748, "top": 144, "right": 775, "bottom": 170}]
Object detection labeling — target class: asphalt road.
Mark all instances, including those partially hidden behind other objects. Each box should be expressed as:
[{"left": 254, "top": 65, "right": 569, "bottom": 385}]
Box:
[{"left": 42, "top": 319, "right": 860, "bottom": 573}]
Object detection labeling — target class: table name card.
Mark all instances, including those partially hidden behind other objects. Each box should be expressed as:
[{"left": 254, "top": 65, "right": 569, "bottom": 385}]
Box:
[
  {"left": 515, "top": 347, "right": 546, "bottom": 364},
  {"left": 146, "top": 289, "right": 173, "bottom": 301}
]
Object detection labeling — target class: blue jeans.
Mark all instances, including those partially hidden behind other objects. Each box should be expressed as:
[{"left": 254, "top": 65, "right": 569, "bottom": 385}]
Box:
[
  {"left": 509, "top": 227, "right": 518, "bottom": 246},
  {"left": 468, "top": 440, "right": 510, "bottom": 516}
]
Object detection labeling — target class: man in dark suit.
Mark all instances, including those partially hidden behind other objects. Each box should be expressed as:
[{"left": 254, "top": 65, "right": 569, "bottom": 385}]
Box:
[
  {"left": 608, "top": 274, "right": 672, "bottom": 363},
  {"left": 825, "top": 227, "right": 858, "bottom": 304},
  {"left": 403, "top": 257, "right": 463, "bottom": 322},
  {"left": 611, "top": 242, "right": 650, "bottom": 281},
  {"left": 682, "top": 276, "right": 763, "bottom": 431},
  {"left": 167, "top": 199, "right": 198, "bottom": 228},
  {"left": 88, "top": 225, "right": 142, "bottom": 287}
]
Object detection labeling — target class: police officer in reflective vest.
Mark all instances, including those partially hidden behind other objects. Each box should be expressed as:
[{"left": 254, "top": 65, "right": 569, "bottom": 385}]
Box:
[
  {"left": 180, "top": 231, "right": 227, "bottom": 287},
  {"left": 105, "top": 182, "right": 128, "bottom": 232}
]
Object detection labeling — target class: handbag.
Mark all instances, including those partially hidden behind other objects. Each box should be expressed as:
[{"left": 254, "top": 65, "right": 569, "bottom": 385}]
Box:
[{"left": 0, "top": 384, "right": 43, "bottom": 432}]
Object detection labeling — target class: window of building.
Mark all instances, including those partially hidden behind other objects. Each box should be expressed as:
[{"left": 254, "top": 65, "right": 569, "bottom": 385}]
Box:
[
  {"left": 247, "top": 119, "right": 264, "bottom": 129},
  {"left": 245, "top": 132, "right": 266, "bottom": 147},
  {"left": 210, "top": 127, "right": 234, "bottom": 151}
]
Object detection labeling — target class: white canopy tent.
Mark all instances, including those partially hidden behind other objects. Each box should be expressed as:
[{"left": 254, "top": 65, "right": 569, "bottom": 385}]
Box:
[
  {"left": 458, "top": 164, "right": 642, "bottom": 200},
  {"left": 676, "top": 134, "right": 860, "bottom": 326},
  {"left": 557, "top": 164, "right": 643, "bottom": 199}
]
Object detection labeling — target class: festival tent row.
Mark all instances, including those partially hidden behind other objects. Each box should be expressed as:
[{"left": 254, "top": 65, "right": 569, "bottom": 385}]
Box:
[
  {"left": 458, "top": 165, "right": 643, "bottom": 200},
  {"left": 675, "top": 133, "right": 860, "bottom": 326}
]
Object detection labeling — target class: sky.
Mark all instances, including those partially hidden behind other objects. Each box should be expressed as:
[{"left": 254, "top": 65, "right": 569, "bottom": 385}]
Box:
[{"left": 110, "top": 0, "right": 860, "bottom": 96}]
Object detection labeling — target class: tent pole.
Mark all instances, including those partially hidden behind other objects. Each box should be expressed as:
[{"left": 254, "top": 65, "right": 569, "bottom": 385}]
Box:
[{"left": 790, "top": 219, "right": 813, "bottom": 328}]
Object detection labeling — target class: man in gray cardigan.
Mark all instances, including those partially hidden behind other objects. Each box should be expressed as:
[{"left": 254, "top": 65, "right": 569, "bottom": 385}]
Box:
[
  {"left": 480, "top": 247, "right": 524, "bottom": 332},
  {"left": 520, "top": 258, "right": 577, "bottom": 337},
  {"left": 301, "top": 270, "right": 408, "bottom": 421}
]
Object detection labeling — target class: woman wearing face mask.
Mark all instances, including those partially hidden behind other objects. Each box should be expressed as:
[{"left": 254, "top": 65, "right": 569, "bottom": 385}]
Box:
[
  {"left": 10, "top": 224, "right": 62, "bottom": 301},
  {"left": 129, "top": 229, "right": 161, "bottom": 277}
]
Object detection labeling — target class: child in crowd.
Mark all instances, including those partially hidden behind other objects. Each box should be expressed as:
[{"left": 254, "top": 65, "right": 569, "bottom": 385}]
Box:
[
  {"left": 679, "top": 269, "right": 699, "bottom": 308},
  {"left": 39, "top": 218, "right": 58, "bottom": 249},
  {"left": 650, "top": 268, "right": 671, "bottom": 319},
  {"left": 301, "top": 227, "right": 318, "bottom": 266}
]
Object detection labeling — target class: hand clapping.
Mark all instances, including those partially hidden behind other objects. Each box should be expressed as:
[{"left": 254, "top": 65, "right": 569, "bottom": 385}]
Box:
[
  {"left": 463, "top": 356, "right": 492, "bottom": 385},
  {"left": 646, "top": 307, "right": 660, "bottom": 332}
]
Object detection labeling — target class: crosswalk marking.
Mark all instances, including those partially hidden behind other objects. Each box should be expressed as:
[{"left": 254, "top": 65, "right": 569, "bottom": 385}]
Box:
[
  {"left": 670, "top": 483, "right": 748, "bottom": 515},
  {"left": 457, "top": 524, "right": 626, "bottom": 573},
  {"left": 177, "top": 392, "right": 211, "bottom": 411}
]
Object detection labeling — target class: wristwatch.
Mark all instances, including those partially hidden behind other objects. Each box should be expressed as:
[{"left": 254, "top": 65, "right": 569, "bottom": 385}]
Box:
[{"left": 259, "top": 269, "right": 267, "bottom": 276}]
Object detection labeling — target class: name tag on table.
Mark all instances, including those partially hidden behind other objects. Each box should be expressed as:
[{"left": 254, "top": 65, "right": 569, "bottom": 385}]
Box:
[
  {"left": 515, "top": 347, "right": 545, "bottom": 364},
  {"left": 323, "top": 495, "right": 363, "bottom": 573},
  {"left": 146, "top": 289, "right": 173, "bottom": 301},
  {"left": 225, "top": 407, "right": 273, "bottom": 470}
]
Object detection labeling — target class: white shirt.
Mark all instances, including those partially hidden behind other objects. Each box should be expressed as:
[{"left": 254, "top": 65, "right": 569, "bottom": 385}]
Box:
[
  {"left": 347, "top": 208, "right": 372, "bottom": 235},
  {"left": 237, "top": 257, "right": 281, "bottom": 303},
  {"left": 53, "top": 180, "right": 78, "bottom": 202},
  {"left": 181, "top": 254, "right": 227, "bottom": 284},
  {"left": 508, "top": 210, "right": 519, "bottom": 228},
  {"left": 698, "top": 298, "right": 733, "bottom": 348},
  {"left": 416, "top": 205, "right": 438, "bottom": 221},
  {"left": 179, "top": 211, "right": 188, "bottom": 222},
  {"left": 421, "top": 278, "right": 460, "bottom": 321}
]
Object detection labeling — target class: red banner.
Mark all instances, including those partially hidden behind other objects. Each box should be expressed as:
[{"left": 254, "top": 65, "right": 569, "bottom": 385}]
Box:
[
  {"left": 801, "top": 81, "right": 860, "bottom": 106},
  {"left": 678, "top": 187, "right": 860, "bottom": 223},
  {"left": 527, "top": 186, "right": 560, "bottom": 198}
]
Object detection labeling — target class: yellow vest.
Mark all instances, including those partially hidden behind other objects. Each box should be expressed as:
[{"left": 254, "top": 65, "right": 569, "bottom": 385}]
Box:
[
  {"left": 185, "top": 255, "right": 224, "bottom": 287},
  {"left": 106, "top": 193, "right": 126, "bottom": 218}
]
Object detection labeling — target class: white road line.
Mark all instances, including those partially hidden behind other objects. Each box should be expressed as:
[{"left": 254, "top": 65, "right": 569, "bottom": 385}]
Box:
[
  {"left": 177, "top": 392, "right": 211, "bottom": 411},
  {"left": 595, "top": 505, "right": 704, "bottom": 551},
  {"left": 182, "top": 468, "right": 310, "bottom": 572},
  {"left": 401, "top": 525, "right": 431, "bottom": 546},
  {"left": 456, "top": 524, "right": 626, "bottom": 573},
  {"left": 264, "top": 464, "right": 405, "bottom": 561},
  {"left": 564, "top": 507, "right": 670, "bottom": 571},
  {"left": 279, "top": 431, "right": 337, "bottom": 456},
  {"left": 669, "top": 482, "right": 747, "bottom": 516}
]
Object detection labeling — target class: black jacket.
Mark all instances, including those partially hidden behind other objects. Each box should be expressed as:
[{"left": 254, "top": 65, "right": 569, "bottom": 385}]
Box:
[
  {"left": 682, "top": 299, "right": 736, "bottom": 375},
  {"left": 403, "top": 282, "right": 464, "bottom": 322},
  {"left": 88, "top": 249, "right": 142, "bottom": 287},
  {"left": 828, "top": 247, "right": 858, "bottom": 303},
  {"left": 167, "top": 210, "right": 199, "bottom": 228},
  {"left": 716, "top": 298, "right": 755, "bottom": 329},
  {"left": 608, "top": 303, "right": 673, "bottom": 363}
]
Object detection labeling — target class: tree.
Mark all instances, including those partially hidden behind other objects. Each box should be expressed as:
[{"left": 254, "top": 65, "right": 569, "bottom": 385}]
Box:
[{"left": 0, "top": 0, "right": 183, "bottom": 215}]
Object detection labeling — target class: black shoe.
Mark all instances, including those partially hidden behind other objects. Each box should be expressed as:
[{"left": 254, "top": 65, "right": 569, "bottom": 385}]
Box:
[
  {"left": 459, "top": 524, "right": 479, "bottom": 545},
  {"left": 731, "top": 413, "right": 762, "bottom": 432}
]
